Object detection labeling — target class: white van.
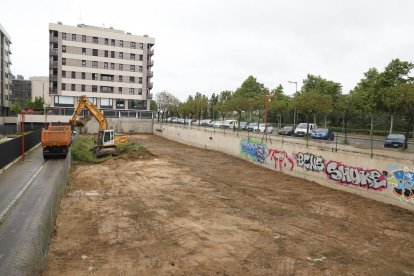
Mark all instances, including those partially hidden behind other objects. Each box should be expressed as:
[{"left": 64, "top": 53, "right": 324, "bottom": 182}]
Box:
[
  {"left": 222, "top": 120, "right": 238, "bottom": 129},
  {"left": 294, "top": 123, "right": 317, "bottom": 136}
]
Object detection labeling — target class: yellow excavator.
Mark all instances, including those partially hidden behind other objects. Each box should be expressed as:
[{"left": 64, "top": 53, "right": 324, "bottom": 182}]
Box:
[{"left": 70, "top": 95, "right": 128, "bottom": 157}]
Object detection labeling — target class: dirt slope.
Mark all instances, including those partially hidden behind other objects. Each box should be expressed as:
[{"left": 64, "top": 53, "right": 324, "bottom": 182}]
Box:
[{"left": 43, "top": 134, "right": 414, "bottom": 275}]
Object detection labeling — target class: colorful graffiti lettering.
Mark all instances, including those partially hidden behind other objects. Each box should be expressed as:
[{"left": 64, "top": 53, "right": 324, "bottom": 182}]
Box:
[
  {"left": 267, "top": 149, "right": 295, "bottom": 172},
  {"left": 387, "top": 167, "right": 414, "bottom": 201},
  {"left": 325, "top": 161, "right": 387, "bottom": 190},
  {"left": 240, "top": 140, "right": 267, "bottom": 164},
  {"left": 295, "top": 152, "right": 325, "bottom": 172}
]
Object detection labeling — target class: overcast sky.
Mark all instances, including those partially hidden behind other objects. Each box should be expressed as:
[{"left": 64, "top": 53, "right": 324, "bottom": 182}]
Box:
[{"left": 1, "top": 0, "right": 413, "bottom": 100}]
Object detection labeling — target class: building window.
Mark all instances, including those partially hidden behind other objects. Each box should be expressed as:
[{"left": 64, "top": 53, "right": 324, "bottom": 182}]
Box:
[
  {"left": 54, "top": 96, "right": 74, "bottom": 106},
  {"left": 139, "top": 55, "right": 143, "bottom": 61},
  {"left": 62, "top": 83, "right": 66, "bottom": 90},
  {"left": 119, "top": 64, "right": 123, "bottom": 70},
  {"left": 129, "top": 76, "right": 135, "bottom": 83},
  {"left": 111, "top": 51, "right": 115, "bottom": 58},
  {"left": 81, "top": 85, "right": 85, "bottom": 92},
  {"left": 82, "top": 72, "right": 86, "bottom": 79},
  {"left": 120, "top": 40, "right": 123, "bottom": 47},
  {"left": 119, "top": 76, "right": 123, "bottom": 82},
  {"left": 119, "top": 52, "right": 123, "bottom": 59},
  {"left": 82, "top": 35, "right": 86, "bottom": 42},
  {"left": 72, "top": 34, "right": 76, "bottom": 41},
  {"left": 62, "top": 71, "right": 66, "bottom": 78},
  {"left": 138, "top": 88, "right": 142, "bottom": 95},
  {"left": 101, "top": 86, "right": 114, "bottom": 93},
  {"left": 93, "top": 37, "right": 98, "bottom": 44},
  {"left": 130, "top": 53, "right": 135, "bottom": 60},
  {"left": 104, "top": 50, "right": 108, "bottom": 57},
  {"left": 139, "top": 43, "right": 143, "bottom": 49},
  {"left": 111, "top": 63, "right": 115, "bottom": 70},
  {"left": 93, "top": 49, "right": 98, "bottom": 56},
  {"left": 128, "top": 100, "right": 145, "bottom": 109},
  {"left": 62, "top": 45, "right": 66, "bottom": 53},
  {"left": 116, "top": 99, "right": 125, "bottom": 109},
  {"left": 92, "top": 85, "right": 97, "bottom": 92},
  {"left": 105, "top": 38, "right": 109, "bottom": 45},
  {"left": 129, "top": 88, "right": 134, "bottom": 95},
  {"left": 138, "top": 77, "right": 142, "bottom": 84},
  {"left": 118, "top": 87, "right": 122, "bottom": 93},
  {"left": 62, "top": 32, "right": 66, "bottom": 40},
  {"left": 101, "top": 98, "right": 113, "bottom": 107},
  {"left": 71, "top": 84, "right": 76, "bottom": 91},
  {"left": 139, "top": 66, "right": 143, "bottom": 72},
  {"left": 130, "top": 42, "right": 136, "bottom": 48},
  {"left": 130, "top": 65, "right": 135, "bottom": 72},
  {"left": 71, "top": 71, "right": 76, "bottom": 78},
  {"left": 62, "top": 58, "right": 66, "bottom": 65},
  {"left": 92, "top": 73, "right": 98, "bottom": 80},
  {"left": 82, "top": 60, "right": 86, "bottom": 67},
  {"left": 82, "top": 48, "right": 86, "bottom": 55},
  {"left": 111, "top": 39, "right": 115, "bottom": 46},
  {"left": 101, "top": 74, "right": 114, "bottom": 81},
  {"left": 104, "top": 62, "right": 108, "bottom": 69},
  {"left": 92, "top": 61, "right": 98, "bottom": 68}
]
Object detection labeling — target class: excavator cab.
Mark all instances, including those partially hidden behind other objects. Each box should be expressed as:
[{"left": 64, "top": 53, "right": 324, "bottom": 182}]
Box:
[{"left": 97, "top": 130, "right": 115, "bottom": 147}]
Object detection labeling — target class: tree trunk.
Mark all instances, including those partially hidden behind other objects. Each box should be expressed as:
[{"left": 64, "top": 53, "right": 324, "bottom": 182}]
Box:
[
  {"left": 313, "top": 114, "right": 316, "bottom": 125},
  {"left": 370, "top": 115, "right": 374, "bottom": 136},
  {"left": 324, "top": 115, "right": 327, "bottom": 128},
  {"left": 389, "top": 113, "right": 394, "bottom": 134}
]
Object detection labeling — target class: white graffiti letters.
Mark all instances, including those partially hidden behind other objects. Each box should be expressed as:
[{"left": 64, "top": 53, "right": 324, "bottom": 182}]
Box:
[
  {"left": 296, "top": 152, "right": 325, "bottom": 171},
  {"left": 325, "top": 161, "right": 387, "bottom": 190}
]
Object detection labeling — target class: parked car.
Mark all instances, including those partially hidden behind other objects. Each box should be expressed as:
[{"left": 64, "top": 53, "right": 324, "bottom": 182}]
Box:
[
  {"left": 384, "top": 134, "right": 406, "bottom": 148},
  {"left": 200, "top": 119, "right": 211, "bottom": 126},
  {"left": 207, "top": 120, "right": 216, "bottom": 127},
  {"left": 294, "top": 123, "right": 317, "bottom": 136},
  {"left": 214, "top": 120, "right": 225, "bottom": 128},
  {"left": 310, "top": 128, "right": 335, "bottom": 141},
  {"left": 278, "top": 126, "right": 295, "bottom": 136},
  {"left": 246, "top": 123, "right": 258, "bottom": 132},
  {"left": 258, "top": 123, "right": 273, "bottom": 133},
  {"left": 238, "top": 121, "right": 248, "bottom": 130},
  {"left": 220, "top": 120, "right": 238, "bottom": 129}
]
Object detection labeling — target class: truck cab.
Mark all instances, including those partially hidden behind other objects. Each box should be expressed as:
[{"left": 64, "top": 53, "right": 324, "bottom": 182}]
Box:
[{"left": 294, "top": 123, "right": 317, "bottom": 137}]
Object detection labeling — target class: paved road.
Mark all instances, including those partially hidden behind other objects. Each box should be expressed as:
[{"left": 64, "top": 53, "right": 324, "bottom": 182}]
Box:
[{"left": 0, "top": 146, "right": 67, "bottom": 274}]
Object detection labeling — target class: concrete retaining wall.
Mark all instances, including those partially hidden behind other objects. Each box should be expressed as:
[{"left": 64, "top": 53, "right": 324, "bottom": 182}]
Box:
[
  {"left": 154, "top": 123, "right": 414, "bottom": 211},
  {"left": 83, "top": 117, "right": 153, "bottom": 134}
]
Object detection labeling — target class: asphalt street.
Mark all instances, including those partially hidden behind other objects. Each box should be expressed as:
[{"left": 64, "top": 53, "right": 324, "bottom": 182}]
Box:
[{"left": 0, "top": 146, "right": 66, "bottom": 274}]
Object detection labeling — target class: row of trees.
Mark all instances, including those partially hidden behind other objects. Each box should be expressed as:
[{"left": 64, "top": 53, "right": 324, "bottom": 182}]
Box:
[{"left": 155, "top": 58, "right": 414, "bottom": 140}]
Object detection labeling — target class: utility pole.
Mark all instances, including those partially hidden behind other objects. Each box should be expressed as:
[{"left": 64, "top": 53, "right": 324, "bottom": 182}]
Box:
[{"left": 288, "top": 81, "right": 298, "bottom": 126}]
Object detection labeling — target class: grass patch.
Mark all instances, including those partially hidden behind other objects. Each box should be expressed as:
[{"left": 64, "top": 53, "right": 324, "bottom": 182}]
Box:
[
  {"left": 71, "top": 135, "right": 147, "bottom": 163},
  {"left": 71, "top": 136, "right": 97, "bottom": 163}
]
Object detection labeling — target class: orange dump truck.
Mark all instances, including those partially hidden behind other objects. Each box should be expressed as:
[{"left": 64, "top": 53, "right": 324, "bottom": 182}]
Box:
[{"left": 41, "top": 125, "right": 72, "bottom": 159}]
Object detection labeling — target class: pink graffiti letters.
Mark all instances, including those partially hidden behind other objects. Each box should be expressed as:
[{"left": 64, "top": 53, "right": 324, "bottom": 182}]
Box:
[
  {"left": 296, "top": 152, "right": 325, "bottom": 172},
  {"left": 267, "top": 149, "right": 294, "bottom": 172},
  {"left": 325, "top": 161, "right": 387, "bottom": 190}
]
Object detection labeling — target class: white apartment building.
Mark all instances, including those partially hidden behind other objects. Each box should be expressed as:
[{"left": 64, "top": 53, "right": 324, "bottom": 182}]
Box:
[
  {"left": 49, "top": 22, "right": 154, "bottom": 110},
  {"left": 0, "top": 24, "right": 12, "bottom": 116}
]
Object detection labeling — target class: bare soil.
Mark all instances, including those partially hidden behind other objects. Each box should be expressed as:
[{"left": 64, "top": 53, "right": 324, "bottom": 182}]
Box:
[{"left": 43, "top": 134, "right": 414, "bottom": 275}]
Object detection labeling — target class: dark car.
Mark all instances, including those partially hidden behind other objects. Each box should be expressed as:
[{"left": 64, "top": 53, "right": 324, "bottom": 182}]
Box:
[
  {"left": 384, "top": 134, "right": 406, "bottom": 148},
  {"left": 310, "top": 128, "right": 335, "bottom": 141},
  {"left": 278, "top": 126, "right": 294, "bottom": 136},
  {"left": 246, "top": 123, "right": 258, "bottom": 132},
  {"left": 238, "top": 121, "right": 248, "bottom": 130}
]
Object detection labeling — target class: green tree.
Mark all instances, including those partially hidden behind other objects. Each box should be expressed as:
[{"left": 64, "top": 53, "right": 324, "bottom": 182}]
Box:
[
  {"left": 336, "top": 93, "right": 364, "bottom": 142},
  {"left": 10, "top": 102, "right": 21, "bottom": 113},
  {"left": 384, "top": 83, "right": 414, "bottom": 148},
  {"left": 301, "top": 74, "right": 342, "bottom": 104},
  {"left": 294, "top": 92, "right": 333, "bottom": 134},
  {"left": 150, "top": 100, "right": 158, "bottom": 112},
  {"left": 216, "top": 90, "right": 233, "bottom": 121},
  {"left": 26, "top": 96, "right": 46, "bottom": 111},
  {"left": 269, "top": 84, "right": 290, "bottom": 128},
  {"left": 233, "top": 76, "right": 267, "bottom": 121}
]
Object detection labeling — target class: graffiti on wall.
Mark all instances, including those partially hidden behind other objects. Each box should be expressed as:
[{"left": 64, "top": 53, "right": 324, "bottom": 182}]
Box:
[
  {"left": 387, "top": 167, "right": 414, "bottom": 201},
  {"left": 267, "top": 149, "right": 295, "bottom": 172},
  {"left": 295, "top": 152, "right": 325, "bottom": 172},
  {"left": 325, "top": 161, "right": 387, "bottom": 190},
  {"left": 240, "top": 140, "right": 267, "bottom": 164}
]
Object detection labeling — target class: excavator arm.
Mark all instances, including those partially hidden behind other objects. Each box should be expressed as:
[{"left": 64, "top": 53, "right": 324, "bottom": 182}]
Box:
[{"left": 69, "top": 95, "right": 108, "bottom": 130}]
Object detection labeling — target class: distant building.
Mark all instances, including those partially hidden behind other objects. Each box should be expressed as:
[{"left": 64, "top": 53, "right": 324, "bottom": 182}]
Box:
[
  {"left": 0, "top": 24, "right": 12, "bottom": 115},
  {"left": 48, "top": 22, "right": 155, "bottom": 110},
  {"left": 10, "top": 76, "right": 31, "bottom": 107}
]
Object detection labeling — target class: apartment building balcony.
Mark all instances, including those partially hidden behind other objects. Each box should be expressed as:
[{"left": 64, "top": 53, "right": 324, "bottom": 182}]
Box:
[
  {"left": 49, "top": 87, "right": 57, "bottom": 94},
  {"left": 49, "top": 60, "right": 58, "bottom": 68},
  {"left": 147, "top": 93, "right": 153, "bottom": 99},
  {"left": 147, "top": 71, "right": 153, "bottom": 78},
  {"left": 49, "top": 74, "right": 57, "bottom": 81},
  {"left": 148, "top": 49, "right": 154, "bottom": 56},
  {"left": 49, "top": 48, "right": 58, "bottom": 55},
  {"left": 149, "top": 60, "right": 154, "bottom": 66},
  {"left": 49, "top": 36, "right": 58, "bottom": 43},
  {"left": 148, "top": 82, "right": 153, "bottom": 89}
]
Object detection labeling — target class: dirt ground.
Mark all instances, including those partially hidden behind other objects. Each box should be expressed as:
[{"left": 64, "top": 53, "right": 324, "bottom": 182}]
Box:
[{"left": 43, "top": 134, "right": 414, "bottom": 275}]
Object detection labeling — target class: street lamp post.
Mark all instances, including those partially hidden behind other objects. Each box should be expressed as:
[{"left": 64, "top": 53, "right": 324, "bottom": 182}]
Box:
[
  {"left": 288, "top": 81, "right": 298, "bottom": 126},
  {"left": 263, "top": 92, "right": 275, "bottom": 142}
]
